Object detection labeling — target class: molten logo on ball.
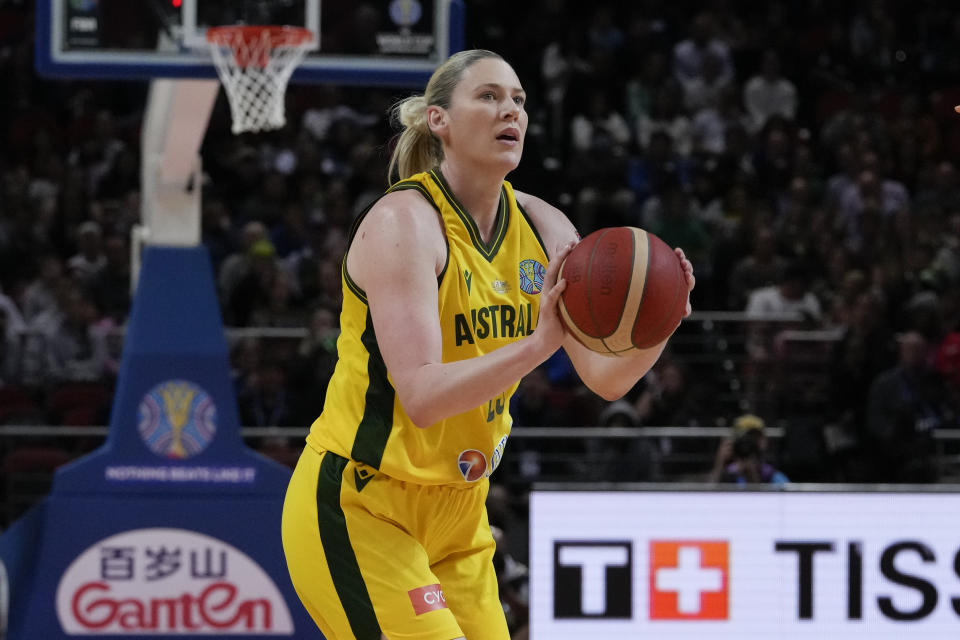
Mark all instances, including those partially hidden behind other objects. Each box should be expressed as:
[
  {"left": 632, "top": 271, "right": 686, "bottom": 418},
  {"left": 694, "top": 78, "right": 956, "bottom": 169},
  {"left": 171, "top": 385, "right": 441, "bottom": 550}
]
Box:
[
  {"left": 457, "top": 449, "right": 488, "bottom": 482},
  {"left": 598, "top": 242, "right": 618, "bottom": 295}
]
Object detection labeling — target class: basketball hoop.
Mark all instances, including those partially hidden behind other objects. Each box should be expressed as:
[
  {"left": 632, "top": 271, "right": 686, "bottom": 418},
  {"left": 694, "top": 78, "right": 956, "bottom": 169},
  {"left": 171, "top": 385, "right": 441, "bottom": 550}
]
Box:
[{"left": 206, "top": 26, "right": 314, "bottom": 135}]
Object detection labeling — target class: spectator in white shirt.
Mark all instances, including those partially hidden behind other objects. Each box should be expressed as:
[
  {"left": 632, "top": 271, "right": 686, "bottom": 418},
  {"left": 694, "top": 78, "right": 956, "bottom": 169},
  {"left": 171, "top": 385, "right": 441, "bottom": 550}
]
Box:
[
  {"left": 681, "top": 51, "right": 731, "bottom": 114},
  {"left": 672, "top": 12, "right": 734, "bottom": 88},
  {"left": 0, "top": 288, "right": 25, "bottom": 383},
  {"left": 743, "top": 50, "right": 797, "bottom": 134},
  {"left": 66, "top": 221, "right": 106, "bottom": 287},
  {"left": 570, "top": 91, "right": 632, "bottom": 154},
  {"left": 745, "top": 261, "right": 823, "bottom": 323},
  {"left": 21, "top": 254, "right": 65, "bottom": 323}
]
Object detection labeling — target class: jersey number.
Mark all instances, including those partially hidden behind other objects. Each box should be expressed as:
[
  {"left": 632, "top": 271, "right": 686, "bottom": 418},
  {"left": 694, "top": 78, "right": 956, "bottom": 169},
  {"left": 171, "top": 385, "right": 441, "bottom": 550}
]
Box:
[{"left": 486, "top": 394, "right": 505, "bottom": 422}]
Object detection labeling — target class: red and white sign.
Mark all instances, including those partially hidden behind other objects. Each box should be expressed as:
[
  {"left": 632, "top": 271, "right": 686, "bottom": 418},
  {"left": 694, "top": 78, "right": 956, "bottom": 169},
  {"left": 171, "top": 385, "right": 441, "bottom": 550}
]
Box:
[
  {"left": 649, "top": 540, "right": 728, "bottom": 620},
  {"left": 408, "top": 583, "right": 447, "bottom": 615},
  {"left": 56, "top": 528, "right": 294, "bottom": 635}
]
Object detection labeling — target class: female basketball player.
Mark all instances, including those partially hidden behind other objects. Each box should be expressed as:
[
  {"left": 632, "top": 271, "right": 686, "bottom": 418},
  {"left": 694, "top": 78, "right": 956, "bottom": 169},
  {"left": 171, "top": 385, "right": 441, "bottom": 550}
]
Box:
[{"left": 282, "top": 49, "right": 695, "bottom": 640}]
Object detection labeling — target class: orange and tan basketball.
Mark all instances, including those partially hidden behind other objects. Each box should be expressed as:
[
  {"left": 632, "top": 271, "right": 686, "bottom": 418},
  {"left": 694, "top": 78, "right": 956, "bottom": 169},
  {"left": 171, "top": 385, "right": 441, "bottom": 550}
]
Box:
[{"left": 558, "top": 227, "right": 687, "bottom": 355}]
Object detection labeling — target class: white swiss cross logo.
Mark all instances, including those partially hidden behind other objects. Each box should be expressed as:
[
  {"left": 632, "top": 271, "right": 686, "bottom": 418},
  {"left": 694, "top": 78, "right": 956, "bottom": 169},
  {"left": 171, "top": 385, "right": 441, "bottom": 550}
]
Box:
[{"left": 649, "top": 540, "right": 729, "bottom": 620}]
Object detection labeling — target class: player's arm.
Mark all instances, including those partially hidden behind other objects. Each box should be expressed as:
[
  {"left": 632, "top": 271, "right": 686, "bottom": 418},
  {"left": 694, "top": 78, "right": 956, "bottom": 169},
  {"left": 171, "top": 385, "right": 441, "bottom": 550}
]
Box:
[
  {"left": 347, "top": 191, "right": 575, "bottom": 428},
  {"left": 516, "top": 191, "right": 695, "bottom": 401}
]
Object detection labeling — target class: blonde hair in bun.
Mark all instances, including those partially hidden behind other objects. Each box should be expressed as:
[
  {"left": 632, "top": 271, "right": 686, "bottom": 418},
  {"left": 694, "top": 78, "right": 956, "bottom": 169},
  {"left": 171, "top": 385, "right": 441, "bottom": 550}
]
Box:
[{"left": 387, "top": 49, "right": 503, "bottom": 181}]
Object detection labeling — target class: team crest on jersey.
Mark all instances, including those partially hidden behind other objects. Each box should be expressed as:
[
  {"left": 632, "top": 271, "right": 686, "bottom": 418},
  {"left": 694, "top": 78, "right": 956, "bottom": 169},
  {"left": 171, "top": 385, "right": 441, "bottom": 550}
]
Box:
[
  {"left": 457, "top": 449, "right": 488, "bottom": 482},
  {"left": 492, "top": 279, "right": 511, "bottom": 294},
  {"left": 518, "top": 259, "right": 545, "bottom": 294}
]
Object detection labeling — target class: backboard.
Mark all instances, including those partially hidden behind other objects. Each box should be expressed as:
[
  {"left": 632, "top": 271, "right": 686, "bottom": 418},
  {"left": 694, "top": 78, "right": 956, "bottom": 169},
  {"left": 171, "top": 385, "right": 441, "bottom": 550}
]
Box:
[{"left": 36, "top": 0, "right": 464, "bottom": 87}]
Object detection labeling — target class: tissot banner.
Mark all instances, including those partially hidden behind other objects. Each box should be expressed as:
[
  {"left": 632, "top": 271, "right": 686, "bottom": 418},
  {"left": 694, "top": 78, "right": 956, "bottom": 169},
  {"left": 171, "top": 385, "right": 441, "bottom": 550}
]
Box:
[{"left": 531, "top": 490, "right": 960, "bottom": 639}]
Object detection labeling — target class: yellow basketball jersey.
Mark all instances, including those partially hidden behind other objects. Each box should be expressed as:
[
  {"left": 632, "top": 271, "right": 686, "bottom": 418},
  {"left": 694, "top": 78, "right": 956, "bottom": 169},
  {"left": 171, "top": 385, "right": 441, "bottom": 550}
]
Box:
[{"left": 306, "top": 169, "right": 549, "bottom": 485}]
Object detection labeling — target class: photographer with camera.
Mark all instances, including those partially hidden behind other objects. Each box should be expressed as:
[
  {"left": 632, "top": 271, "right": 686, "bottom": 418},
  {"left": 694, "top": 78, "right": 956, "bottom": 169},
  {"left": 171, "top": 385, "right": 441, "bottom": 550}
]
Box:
[{"left": 708, "top": 414, "right": 789, "bottom": 485}]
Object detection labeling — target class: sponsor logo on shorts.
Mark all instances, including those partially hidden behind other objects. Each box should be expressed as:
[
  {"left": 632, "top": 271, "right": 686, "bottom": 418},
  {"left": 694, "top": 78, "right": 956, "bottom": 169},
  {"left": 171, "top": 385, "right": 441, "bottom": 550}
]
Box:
[
  {"left": 409, "top": 583, "right": 447, "bottom": 615},
  {"left": 457, "top": 449, "right": 488, "bottom": 482}
]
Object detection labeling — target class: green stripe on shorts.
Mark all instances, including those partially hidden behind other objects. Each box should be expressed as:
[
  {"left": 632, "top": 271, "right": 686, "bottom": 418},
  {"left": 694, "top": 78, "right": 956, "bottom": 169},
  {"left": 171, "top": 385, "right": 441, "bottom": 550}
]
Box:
[{"left": 316, "top": 452, "right": 382, "bottom": 640}]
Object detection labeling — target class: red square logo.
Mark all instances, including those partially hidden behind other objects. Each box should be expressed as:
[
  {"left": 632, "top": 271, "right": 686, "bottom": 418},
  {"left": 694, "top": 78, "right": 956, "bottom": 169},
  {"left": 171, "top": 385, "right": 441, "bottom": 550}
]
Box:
[
  {"left": 408, "top": 584, "right": 447, "bottom": 615},
  {"left": 649, "top": 540, "right": 729, "bottom": 620}
]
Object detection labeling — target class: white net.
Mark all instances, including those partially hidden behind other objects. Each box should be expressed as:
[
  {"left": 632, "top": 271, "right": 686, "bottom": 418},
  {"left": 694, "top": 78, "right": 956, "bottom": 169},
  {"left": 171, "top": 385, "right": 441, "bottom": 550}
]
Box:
[{"left": 207, "top": 26, "right": 313, "bottom": 135}]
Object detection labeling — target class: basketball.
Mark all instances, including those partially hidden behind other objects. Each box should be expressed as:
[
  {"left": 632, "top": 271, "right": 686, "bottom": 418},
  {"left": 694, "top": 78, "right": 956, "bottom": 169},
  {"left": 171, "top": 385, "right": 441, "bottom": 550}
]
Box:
[{"left": 558, "top": 227, "right": 687, "bottom": 355}]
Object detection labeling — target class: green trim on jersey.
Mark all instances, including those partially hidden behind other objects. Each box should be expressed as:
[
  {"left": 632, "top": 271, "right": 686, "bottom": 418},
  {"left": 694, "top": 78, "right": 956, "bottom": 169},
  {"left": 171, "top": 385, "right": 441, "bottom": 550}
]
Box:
[
  {"left": 342, "top": 260, "right": 367, "bottom": 304},
  {"left": 342, "top": 200, "right": 372, "bottom": 304},
  {"left": 429, "top": 169, "right": 508, "bottom": 261},
  {"left": 350, "top": 309, "right": 395, "bottom": 469},
  {"left": 517, "top": 202, "right": 549, "bottom": 257},
  {"left": 315, "top": 452, "right": 383, "bottom": 640},
  {"left": 342, "top": 180, "right": 450, "bottom": 303}
]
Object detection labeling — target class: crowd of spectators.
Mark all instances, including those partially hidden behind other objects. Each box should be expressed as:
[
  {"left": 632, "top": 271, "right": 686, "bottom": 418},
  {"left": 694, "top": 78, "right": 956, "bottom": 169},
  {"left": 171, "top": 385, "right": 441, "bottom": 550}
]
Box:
[
  {"left": 5, "top": 2, "right": 960, "bottom": 634},
  {"left": 3, "top": 1, "right": 960, "bottom": 495}
]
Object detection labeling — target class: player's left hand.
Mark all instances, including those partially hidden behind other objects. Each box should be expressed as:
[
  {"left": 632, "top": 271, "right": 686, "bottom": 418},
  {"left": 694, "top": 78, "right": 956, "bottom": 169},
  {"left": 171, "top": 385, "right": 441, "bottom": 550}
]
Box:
[{"left": 674, "top": 247, "right": 695, "bottom": 317}]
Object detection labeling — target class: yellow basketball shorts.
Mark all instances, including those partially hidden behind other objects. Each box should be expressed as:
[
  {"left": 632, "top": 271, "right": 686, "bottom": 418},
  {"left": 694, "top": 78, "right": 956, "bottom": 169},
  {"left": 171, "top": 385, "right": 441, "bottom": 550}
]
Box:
[{"left": 281, "top": 446, "right": 510, "bottom": 640}]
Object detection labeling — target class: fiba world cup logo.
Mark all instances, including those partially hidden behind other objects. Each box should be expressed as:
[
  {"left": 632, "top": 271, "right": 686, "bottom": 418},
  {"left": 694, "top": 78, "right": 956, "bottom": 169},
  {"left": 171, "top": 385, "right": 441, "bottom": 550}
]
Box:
[
  {"left": 518, "top": 259, "right": 545, "bottom": 294},
  {"left": 138, "top": 380, "right": 216, "bottom": 459},
  {"left": 389, "top": 0, "right": 423, "bottom": 28}
]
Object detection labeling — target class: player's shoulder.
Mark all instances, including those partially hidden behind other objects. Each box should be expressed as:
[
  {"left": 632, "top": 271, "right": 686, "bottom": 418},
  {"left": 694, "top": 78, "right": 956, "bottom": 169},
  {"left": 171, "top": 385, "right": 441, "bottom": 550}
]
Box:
[
  {"left": 363, "top": 188, "right": 443, "bottom": 236},
  {"left": 348, "top": 188, "right": 446, "bottom": 280},
  {"left": 376, "top": 185, "right": 437, "bottom": 212},
  {"left": 513, "top": 189, "right": 579, "bottom": 259}
]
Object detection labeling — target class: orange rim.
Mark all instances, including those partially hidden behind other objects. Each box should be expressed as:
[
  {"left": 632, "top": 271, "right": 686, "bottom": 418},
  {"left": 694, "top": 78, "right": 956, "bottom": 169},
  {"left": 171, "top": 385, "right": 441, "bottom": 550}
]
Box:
[
  {"left": 206, "top": 25, "right": 313, "bottom": 46},
  {"left": 206, "top": 25, "right": 312, "bottom": 68}
]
